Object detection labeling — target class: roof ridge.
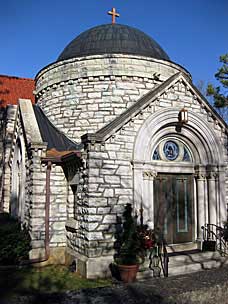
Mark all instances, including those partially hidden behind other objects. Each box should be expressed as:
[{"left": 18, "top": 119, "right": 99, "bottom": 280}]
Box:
[
  {"left": 33, "top": 105, "right": 82, "bottom": 151},
  {"left": 0, "top": 74, "right": 34, "bottom": 81}
]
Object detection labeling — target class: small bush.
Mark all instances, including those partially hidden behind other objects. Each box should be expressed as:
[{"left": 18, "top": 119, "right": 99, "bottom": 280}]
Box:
[{"left": 0, "top": 213, "right": 31, "bottom": 265}]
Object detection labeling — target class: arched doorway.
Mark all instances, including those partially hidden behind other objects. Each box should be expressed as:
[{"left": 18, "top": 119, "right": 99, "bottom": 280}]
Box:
[{"left": 133, "top": 108, "right": 226, "bottom": 245}]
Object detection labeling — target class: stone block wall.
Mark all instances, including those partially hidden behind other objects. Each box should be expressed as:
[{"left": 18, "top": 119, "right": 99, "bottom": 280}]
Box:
[
  {"left": 35, "top": 54, "right": 189, "bottom": 142},
  {"left": 27, "top": 145, "right": 47, "bottom": 258},
  {"left": 66, "top": 76, "right": 228, "bottom": 276},
  {"left": 49, "top": 165, "right": 68, "bottom": 248},
  {"left": 28, "top": 161, "right": 73, "bottom": 260}
]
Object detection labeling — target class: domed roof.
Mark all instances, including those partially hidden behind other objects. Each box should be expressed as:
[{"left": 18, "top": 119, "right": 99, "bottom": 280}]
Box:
[{"left": 57, "top": 24, "right": 170, "bottom": 61}]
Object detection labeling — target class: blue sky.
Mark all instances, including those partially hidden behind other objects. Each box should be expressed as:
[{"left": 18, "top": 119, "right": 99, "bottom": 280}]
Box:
[{"left": 0, "top": 0, "right": 227, "bottom": 87}]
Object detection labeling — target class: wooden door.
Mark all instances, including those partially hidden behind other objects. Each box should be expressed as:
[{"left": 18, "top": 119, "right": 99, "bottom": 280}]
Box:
[{"left": 154, "top": 174, "right": 193, "bottom": 244}]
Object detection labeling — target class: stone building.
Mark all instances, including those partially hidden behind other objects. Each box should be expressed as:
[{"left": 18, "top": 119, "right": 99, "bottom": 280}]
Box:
[{"left": 0, "top": 23, "right": 228, "bottom": 278}]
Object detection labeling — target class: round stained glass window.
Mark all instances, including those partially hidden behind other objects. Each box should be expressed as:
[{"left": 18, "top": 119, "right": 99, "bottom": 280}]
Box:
[{"left": 163, "top": 141, "right": 179, "bottom": 161}]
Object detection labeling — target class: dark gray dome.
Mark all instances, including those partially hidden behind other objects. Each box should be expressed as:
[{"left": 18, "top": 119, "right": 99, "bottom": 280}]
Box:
[{"left": 57, "top": 24, "right": 170, "bottom": 61}]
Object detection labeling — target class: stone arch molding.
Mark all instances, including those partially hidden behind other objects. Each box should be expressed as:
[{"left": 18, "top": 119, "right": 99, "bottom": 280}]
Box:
[
  {"left": 133, "top": 107, "right": 226, "bottom": 238},
  {"left": 134, "top": 107, "right": 224, "bottom": 165}
]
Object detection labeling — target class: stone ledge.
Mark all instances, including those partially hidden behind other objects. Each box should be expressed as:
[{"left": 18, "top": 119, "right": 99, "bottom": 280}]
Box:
[{"left": 65, "top": 218, "right": 79, "bottom": 232}]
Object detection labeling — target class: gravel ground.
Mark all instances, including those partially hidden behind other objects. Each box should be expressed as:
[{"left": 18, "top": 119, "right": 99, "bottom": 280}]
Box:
[{"left": 1, "top": 265, "right": 228, "bottom": 304}]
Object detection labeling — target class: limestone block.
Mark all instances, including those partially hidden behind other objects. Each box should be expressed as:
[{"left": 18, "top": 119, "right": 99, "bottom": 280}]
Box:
[
  {"left": 31, "top": 196, "right": 46, "bottom": 204},
  {"left": 114, "top": 108, "right": 124, "bottom": 115},
  {"left": 100, "top": 169, "right": 116, "bottom": 175},
  {"left": 116, "top": 151, "right": 132, "bottom": 160},
  {"left": 105, "top": 144, "right": 121, "bottom": 151},
  {"left": 50, "top": 234, "right": 66, "bottom": 243},
  {"left": 89, "top": 159, "right": 103, "bottom": 168},
  {"left": 86, "top": 248, "right": 103, "bottom": 257},
  {"left": 97, "top": 207, "right": 111, "bottom": 214},
  {"left": 107, "top": 197, "right": 118, "bottom": 205},
  {"left": 111, "top": 204, "right": 125, "bottom": 214},
  {"left": 103, "top": 214, "right": 116, "bottom": 224},
  {"left": 86, "top": 232, "right": 103, "bottom": 241},
  {"left": 91, "top": 152, "right": 109, "bottom": 159},
  {"left": 58, "top": 204, "right": 66, "bottom": 213},
  {"left": 86, "top": 222, "right": 99, "bottom": 230},
  {"left": 103, "top": 188, "right": 114, "bottom": 197},
  {"left": 88, "top": 92, "right": 101, "bottom": 98},
  {"left": 88, "top": 208, "right": 97, "bottom": 214},
  {"left": 115, "top": 189, "right": 132, "bottom": 195},
  {"left": 88, "top": 184, "right": 99, "bottom": 192},
  {"left": 102, "top": 163, "right": 116, "bottom": 169},
  {"left": 29, "top": 248, "right": 46, "bottom": 260},
  {"left": 63, "top": 110, "right": 73, "bottom": 117},
  {"left": 30, "top": 240, "right": 45, "bottom": 249},
  {"left": 116, "top": 82, "right": 135, "bottom": 90},
  {"left": 89, "top": 168, "right": 99, "bottom": 176},
  {"left": 120, "top": 178, "right": 133, "bottom": 188},
  {"left": 108, "top": 151, "right": 116, "bottom": 159},
  {"left": 80, "top": 112, "right": 91, "bottom": 119},
  {"left": 88, "top": 104, "right": 99, "bottom": 111},
  {"left": 116, "top": 165, "right": 131, "bottom": 175},
  {"left": 117, "top": 195, "right": 132, "bottom": 204},
  {"left": 32, "top": 185, "right": 46, "bottom": 194},
  {"left": 125, "top": 142, "right": 134, "bottom": 150},
  {"left": 89, "top": 197, "right": 108, "bottom": 206},
  {"left": 32, "top": 209, "right": 45, "bottom": 217},
  {"left": 30, "top": 217, "right": 46, "bottom": 225},
  {"left": 104, "top": 175, "right": 120, "bottom": 184},
  {"left": 52, "top": 90, "right": 63, "bottom": 97},
  {"left": 104, "top": 234, "right": 115, "bottom": 241},
  {"left": 95, "top": 224, "right": 109, "bottom": 232},
  {"left": 86, "top": 215, "right": 103, "bottom": 222},
  {"left": 51, "top": 187, "right": 67, "bottom": 194},
  {"left": 53, "top": 221, "right": 66, "bottom": 230},
  {"left": 89, "top": 192, "right": 103, "bottom": 197},
  {"left": 65, "top": 219, "right": 79, "bottom": 231},
  {"left": 94, "top": 84, "right": 109, "bottom": 90}
]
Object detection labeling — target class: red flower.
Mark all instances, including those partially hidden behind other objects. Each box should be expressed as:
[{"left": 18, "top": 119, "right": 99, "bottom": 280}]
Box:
[{"left": 144, "top": 239, "right": 154, "bottom": 249}]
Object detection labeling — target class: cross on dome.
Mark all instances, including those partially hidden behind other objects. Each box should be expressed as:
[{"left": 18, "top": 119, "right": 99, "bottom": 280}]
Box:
[{"left": 108, "top": 8, "right": 120, "bottom": 24}]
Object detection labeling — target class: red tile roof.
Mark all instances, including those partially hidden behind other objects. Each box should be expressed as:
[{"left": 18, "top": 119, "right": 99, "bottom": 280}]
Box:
[{"left": 0, "top": 75, "right": 35, "bottom": 108}]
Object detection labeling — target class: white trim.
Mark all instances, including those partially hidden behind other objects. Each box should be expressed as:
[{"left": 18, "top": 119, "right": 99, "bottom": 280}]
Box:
[{"left": 133, "top": 107, "right": 226, "bottom": 243}]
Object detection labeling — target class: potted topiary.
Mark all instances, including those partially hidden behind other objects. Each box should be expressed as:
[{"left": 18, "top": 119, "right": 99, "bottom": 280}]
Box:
[
  {"left": 222, "top": 221, "right": 228, "bottom": 242},
  {"left": 115, "top": 204, "right": 144, "bottom": 283}
]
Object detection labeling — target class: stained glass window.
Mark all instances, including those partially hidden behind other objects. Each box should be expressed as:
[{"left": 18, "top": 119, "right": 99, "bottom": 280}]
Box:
[
  {"left": 152, "top": 140, "right": 191, "bottom": 162},
  {"left": 163, "top": 141, "right": 179, "bottom": 161},
  {"left": 152, "top": 147, "right": 160, "bottom": 160}
]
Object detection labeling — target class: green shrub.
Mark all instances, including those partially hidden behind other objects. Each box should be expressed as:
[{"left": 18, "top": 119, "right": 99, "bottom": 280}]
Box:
[{"left": 0, "top": 213, "right": 31, "bottom": 265}]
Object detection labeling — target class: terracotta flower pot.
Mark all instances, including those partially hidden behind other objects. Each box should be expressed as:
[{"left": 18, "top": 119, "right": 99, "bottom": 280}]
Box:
[{"left": 118, "top": 264, "right": 139, "bottom": 283}]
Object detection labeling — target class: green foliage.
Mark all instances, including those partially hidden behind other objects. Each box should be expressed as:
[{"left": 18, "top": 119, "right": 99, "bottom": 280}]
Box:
[
  {"left": 0, "top": 213, "right": 31, "bottom": 265},
  {"left": 116, "top": 204, "right": 144, "bottom": 265},
  {"left": 0, "top": 265, "right": 111, "bottom": 297},
  {"left": 207, "top": 53, "right": 228, "bottom": 109},
  {"left": 222, "top": 221, "right": 228, "bottom": 241}
]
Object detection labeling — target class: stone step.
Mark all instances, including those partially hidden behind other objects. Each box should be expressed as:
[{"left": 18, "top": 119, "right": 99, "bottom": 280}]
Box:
[
  {"left": 168, "top": 250, "right": 222, "bottom": 265},
  {"left": 137, "top": 250, "right": 228, "bottom": 280},
  {"left": 167, "top": 242, "right": 198, "bottom": 253}
]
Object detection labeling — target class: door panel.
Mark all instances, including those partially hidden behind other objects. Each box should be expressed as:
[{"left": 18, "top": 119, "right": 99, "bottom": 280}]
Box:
[{"left": 154, "top": 174, "right": 193, "bottom": 244}]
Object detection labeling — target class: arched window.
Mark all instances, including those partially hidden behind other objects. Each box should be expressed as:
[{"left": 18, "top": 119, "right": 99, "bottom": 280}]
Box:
[
  {"left": 11, "top": 138, "right": 25, "bottom": 221},
  {"left": 152, "top": 139, "right": 192, "bottom": 162}
]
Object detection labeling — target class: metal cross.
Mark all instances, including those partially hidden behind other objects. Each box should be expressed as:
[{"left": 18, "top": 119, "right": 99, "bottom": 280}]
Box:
[{"left": 108, "top": 8, "right": 120, "bottom": 24}]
